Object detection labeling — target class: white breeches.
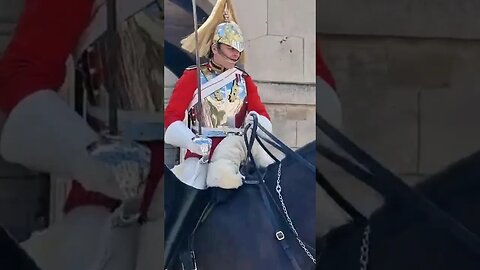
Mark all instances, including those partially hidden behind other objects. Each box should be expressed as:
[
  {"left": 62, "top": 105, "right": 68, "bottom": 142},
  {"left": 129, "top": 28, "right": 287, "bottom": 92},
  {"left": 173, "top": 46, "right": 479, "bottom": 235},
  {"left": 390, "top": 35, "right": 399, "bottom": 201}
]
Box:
[{"left": 171, "top": 157, "right": 209, "bottom": 190}]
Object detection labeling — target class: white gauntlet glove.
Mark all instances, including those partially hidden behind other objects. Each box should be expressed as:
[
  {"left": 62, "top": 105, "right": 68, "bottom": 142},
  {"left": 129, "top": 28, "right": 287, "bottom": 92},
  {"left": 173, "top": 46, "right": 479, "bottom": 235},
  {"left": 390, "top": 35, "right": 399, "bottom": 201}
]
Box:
[
  {"left": 165, "top": 121, "right": 212, "bottom": 157},
  {"left": 188, "top": 136, "right": 212, "bottom": 158},
  {"left": 245, "top": 111, "right": 273, "bottom": 137}
]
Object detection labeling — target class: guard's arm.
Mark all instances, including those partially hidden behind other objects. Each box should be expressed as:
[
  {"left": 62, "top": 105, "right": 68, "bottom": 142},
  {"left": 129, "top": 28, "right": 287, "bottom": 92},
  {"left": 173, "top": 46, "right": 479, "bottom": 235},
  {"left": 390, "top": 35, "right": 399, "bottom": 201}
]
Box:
[
  {"left": 164, "top": 69, "right": 208, "bottom": 155},
  {"left": 244, "top": 76, "right": 272, "bottom": 132}
]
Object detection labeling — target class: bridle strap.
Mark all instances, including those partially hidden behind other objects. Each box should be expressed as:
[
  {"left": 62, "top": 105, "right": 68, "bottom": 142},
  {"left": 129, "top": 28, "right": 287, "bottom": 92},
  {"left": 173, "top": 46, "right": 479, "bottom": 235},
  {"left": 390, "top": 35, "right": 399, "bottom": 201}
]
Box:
[
  {"left": 316, "top": 113, "right": 480, "bottom": 256},
  {"left": 316, "top": 169, "right": 368, "bottom": 226},
  {"left": 242, "top": 115, "right": 315, "bottom": 268},
  {"left": 258, "top": 180, "right": 303, "bottom": 270},
  {"left": 244, "top": 114, "right": 315, "bottom": 173}
]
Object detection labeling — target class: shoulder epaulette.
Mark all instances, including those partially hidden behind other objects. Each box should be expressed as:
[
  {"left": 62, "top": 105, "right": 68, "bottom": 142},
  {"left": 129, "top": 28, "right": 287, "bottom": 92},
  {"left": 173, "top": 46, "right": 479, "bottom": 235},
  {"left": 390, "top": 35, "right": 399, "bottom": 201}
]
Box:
[{"left": 235, "top": 65, "right": 249, "bottom": 76}]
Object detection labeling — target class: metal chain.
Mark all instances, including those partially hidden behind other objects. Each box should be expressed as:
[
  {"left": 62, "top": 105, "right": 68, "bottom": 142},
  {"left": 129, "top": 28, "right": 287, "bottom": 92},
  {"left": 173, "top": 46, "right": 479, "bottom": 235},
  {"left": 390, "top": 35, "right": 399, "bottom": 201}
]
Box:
[
  {"left": 359, "top": 224, "right": 371, "bottom": 270},
  {"left": 275, "top": 163, "right": 316, "bottom": 264}
]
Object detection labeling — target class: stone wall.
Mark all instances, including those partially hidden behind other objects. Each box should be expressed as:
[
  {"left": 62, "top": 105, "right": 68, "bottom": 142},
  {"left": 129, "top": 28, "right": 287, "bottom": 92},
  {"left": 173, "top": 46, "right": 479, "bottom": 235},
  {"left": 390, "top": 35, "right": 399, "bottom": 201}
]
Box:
[
  {"left": 317, "top": 0, "right": 480, "bottom": 221},
  {"left": 317, "top": 0, "right": 480, "bottom": 40}
]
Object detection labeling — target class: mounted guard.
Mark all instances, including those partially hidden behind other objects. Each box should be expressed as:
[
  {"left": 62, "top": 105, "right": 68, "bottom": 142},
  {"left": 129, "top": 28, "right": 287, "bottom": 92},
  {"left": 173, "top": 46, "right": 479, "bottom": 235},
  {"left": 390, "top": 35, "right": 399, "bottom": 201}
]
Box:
[{"left": 164, "top": 0, "right": 274, "bottom": 267}]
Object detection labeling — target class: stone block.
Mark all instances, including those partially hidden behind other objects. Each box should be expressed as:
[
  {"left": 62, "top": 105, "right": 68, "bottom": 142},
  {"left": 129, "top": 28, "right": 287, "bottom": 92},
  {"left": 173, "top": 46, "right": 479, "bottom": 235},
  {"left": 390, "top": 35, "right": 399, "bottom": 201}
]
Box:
[
  {"left": 286, "top": 106, "right": 309, "bottom": 121},
  {"left": 325, "top": 40, "right": 419, "bottom": 173},
  {"left": 233, "top": 0, "right": 268, "bottom": 40},
  {"left": 449, "top": 44, "right": 480, "bottom": 92},
  {"left": 342, "top": 83, "right": 419, "bottom": 174},
  {"left": 297, "top": 119, "right": 315, "bottom": 147},
  {"left": 387, "top": 41, "right": 454, "bottom": 89},
  {"left": 317, "top": 0, "right": 480, "bottom": 39},
  {"left": 245, "top": 35, "right": 305, "bottom": 83},
  {"left": 256, "top": 82, "right": 315, "bottom": 105},
  {"left": 320, "top": 38, "right": 389, "bottom": 96},
  {"left": 266, "top": 104, "right": 287, "bottom": 121},
  {"left": 304, "top": 37, "right": 316, "bottom": 83},
  {"left": 273, "top": 120, "right": 296, "bottom": 148},
  {"left": 268, "top": 0, "right": 315, "bottom": 38}
]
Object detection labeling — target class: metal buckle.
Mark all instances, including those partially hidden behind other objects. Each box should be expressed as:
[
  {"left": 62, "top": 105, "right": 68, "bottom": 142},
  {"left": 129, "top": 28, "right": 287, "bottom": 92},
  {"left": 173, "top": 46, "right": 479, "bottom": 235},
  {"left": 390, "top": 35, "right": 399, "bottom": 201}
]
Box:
[
  {"left": 193, "top": 127, "right": 244, "bottom": 137},
  {"left": 276, "top": 231, "right": 285, "bottom": 241}
]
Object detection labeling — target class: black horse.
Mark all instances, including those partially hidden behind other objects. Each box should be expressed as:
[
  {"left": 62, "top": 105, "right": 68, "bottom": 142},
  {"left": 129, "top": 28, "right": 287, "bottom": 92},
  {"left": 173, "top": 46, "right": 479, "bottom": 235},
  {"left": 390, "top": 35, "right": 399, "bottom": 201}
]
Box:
[
  {"left": 166, "top": 140, "right": 317, "bottom": 270},
  {"left": 316, "top": 114, "right": 480, "bottom": 270},
  {"left": 0, "top": 226, "right": 42, "bottom": 270}
]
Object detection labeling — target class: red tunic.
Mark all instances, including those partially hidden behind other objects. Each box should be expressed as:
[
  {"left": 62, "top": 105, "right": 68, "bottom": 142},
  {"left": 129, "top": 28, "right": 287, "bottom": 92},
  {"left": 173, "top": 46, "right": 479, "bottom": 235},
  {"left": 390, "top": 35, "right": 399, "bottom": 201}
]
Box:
[
  {"left": 0, "top": 0, "right": 95, "bottom": 114},
  {"left": 0, "top": 0, "right": 162, "bottom": 219},
  {"left": 165, "top": 63, "right": 270, "bottom": 159}
]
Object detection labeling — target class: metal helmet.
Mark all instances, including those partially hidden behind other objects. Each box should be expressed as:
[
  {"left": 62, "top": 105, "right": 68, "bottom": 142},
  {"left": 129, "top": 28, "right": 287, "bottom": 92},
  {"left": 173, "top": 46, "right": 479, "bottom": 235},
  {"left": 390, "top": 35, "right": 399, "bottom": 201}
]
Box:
[
  {"left": 180, "top": 0, "right": 245, "bottom": 63},
  {"left": 213, "top": 21, "right": 244, "bottom": 53}
]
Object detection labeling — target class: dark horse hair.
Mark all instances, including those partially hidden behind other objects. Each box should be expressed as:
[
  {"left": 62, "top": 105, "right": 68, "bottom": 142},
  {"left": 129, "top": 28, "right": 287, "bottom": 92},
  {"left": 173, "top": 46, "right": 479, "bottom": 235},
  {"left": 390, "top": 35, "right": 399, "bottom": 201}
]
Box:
[
  {"left": 317, "top": 150, "right": 480, "bottom": 270},
  {"left": 174, "top": 141, "right": 316, "bottom": 270},
  {"left": 0, "top": 225, "right": 41, "bottom": 270}
]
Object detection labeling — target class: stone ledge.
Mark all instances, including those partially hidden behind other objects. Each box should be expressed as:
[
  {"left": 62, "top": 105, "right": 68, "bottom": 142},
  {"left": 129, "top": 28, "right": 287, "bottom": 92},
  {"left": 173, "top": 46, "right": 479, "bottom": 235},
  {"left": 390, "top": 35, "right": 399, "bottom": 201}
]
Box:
[
  {"left": 164, "top": 82, "right": 315, "bottom": 105},
  {"left": 318, "top": 0, "right": 480, "bottom": 40},
  {"left": 257, "top": 82, "right": 315, "bottom": 105}
]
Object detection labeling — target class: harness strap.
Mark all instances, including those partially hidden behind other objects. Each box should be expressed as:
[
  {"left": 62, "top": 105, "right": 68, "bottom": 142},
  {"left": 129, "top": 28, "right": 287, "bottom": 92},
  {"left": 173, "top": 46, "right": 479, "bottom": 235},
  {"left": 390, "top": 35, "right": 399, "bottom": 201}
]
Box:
[
  {"left": 244, "top": 115, "right": 316, "bottom": 266},
  {"left": 253, "top": 121, "right": 315, "bottom": 172},
  {"left": 262, "top": 167, "right": 316, "bottom": 253},
  {"left": 316, "top": 113, "right": 480, "bottom": 257},
  {"left": 316, "top": 169, "right": 368, "bottom": 226},
  {"left": 244, "top": 113, "right": 314, "bottom": 174},
  {"left": 178, "top": 200, "right": 217, "bottom": 270},
  {"left": 258, "top": 182, "right": 303, "bottom": 270}
]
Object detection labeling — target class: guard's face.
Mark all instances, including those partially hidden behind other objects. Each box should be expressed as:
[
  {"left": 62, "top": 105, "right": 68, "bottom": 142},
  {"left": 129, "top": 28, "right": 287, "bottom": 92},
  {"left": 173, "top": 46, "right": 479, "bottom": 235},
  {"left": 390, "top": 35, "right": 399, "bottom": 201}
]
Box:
[
  {"left": 212, "top": 43, "right": 241, "bottom": 69},
  {"left": 220, "top": 44, "right": 241, "bottom": 60}
]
